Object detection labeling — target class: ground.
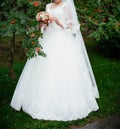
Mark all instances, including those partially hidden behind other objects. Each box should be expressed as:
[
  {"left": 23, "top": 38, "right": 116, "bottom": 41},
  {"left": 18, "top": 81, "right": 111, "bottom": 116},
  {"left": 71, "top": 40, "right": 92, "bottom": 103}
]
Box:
[{"left": 0, "top": 38, "right": 120, "bottom": 129}]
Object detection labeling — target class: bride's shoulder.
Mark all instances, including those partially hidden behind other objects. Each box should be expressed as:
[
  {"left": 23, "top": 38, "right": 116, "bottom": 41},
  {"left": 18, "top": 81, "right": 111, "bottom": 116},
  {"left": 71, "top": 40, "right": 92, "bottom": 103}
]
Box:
[
  {"left": 46, "top": 3, "right": 56, "bottom": 10},
  {"left": 46, "top": 3, "right": 53, "bottom": 8},
  {"left": 46, "top": 3, "right": 51, "bottom": 9},
  {"left": 46, "top": 2, "right": 68, "bottom": 9},
  {"left": 62, "top": 2, "right": 68, "bottom": 8}
]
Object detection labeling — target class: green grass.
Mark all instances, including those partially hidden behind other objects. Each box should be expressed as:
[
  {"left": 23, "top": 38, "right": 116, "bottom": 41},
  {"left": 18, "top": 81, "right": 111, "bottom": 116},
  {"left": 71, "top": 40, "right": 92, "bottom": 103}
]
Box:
[{"left": 0, "top": 40, "right": 120, "bottom": 129}]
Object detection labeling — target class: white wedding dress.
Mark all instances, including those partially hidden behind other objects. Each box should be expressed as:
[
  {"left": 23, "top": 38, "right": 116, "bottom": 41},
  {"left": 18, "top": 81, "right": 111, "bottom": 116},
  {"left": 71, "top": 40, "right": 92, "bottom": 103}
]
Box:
[{"left": 10, "top": 2, "right": 99, "bottom": 121}]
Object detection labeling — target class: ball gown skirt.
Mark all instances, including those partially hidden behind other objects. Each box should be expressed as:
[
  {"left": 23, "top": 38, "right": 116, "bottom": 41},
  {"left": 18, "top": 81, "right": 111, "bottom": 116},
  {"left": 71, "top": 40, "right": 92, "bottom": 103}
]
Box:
[{"left": 10, "top": 24, "right": 99, "bottom": 121}]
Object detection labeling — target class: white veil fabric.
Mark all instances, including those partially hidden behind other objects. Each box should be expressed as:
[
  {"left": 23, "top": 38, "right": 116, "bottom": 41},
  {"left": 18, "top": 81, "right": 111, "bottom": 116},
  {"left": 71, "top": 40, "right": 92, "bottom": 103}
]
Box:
[{"left": 65, "top": 0, "right": 99, "bottom": 98}]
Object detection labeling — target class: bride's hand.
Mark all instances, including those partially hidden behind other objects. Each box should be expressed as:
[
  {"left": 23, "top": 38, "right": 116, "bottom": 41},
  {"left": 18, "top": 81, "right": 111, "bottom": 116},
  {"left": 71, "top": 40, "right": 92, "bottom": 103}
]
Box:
[
  {"left": 52, "top": 17, "right": 58, "bottom": 22},
  {"left": 52, "top": 17, "right": 64, "bottom": 29},
  {"left": 66, "top": 23, "right": 73, "bottom": 29},
  {"left": 40, "top": 22, "right": 48, "bottom": 31}
]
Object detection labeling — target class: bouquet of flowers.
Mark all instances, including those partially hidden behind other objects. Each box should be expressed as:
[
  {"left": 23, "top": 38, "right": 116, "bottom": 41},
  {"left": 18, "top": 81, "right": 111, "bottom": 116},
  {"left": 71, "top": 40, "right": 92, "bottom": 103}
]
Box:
[{"left": 36, "top": 11, "right": 53, "bottom": 26}]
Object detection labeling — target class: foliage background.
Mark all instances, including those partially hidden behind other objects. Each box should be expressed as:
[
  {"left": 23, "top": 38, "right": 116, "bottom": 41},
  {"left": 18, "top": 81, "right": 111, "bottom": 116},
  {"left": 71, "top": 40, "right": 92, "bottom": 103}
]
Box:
[
  {"left": 0, "top": 0, "right": 120, "bottom": 129},
  {"left": 76, "top": 0, "right": 120, "bottom": 58}
]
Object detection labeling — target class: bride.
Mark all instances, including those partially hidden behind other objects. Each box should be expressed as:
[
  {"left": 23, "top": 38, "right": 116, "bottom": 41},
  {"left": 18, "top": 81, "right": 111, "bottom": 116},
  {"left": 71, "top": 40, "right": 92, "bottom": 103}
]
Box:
[{"left": 10, "top": 0, "right": 100, "bottom": 121}]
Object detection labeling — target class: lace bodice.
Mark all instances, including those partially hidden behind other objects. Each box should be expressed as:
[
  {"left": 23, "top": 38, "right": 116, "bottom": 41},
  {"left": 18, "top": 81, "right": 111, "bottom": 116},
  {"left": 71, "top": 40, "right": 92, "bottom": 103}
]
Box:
[
  {"left": 40, "top": 2, "right": 80, "bottom": 34},
  {"left": 45, "top": 2, "right": 75, "bottom": 31},
  {"left": 46, "top": 3, "right": 69, "bottom": 26},
  {"left": 46, "top": 3, "right": 65, "bottom": 19}
]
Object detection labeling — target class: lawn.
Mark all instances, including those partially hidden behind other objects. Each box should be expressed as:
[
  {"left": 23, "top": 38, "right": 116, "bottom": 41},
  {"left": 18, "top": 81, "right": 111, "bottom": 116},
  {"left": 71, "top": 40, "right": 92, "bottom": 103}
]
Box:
[{"left": 0, "top": 40, "right": 120, "bottom": 129}]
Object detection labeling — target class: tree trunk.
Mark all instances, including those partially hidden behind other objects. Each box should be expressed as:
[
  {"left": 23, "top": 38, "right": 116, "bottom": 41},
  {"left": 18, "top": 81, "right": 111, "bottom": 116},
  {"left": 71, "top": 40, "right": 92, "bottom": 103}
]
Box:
[{"left": 8, "top": 32, "right": 15, "bottom": 78}]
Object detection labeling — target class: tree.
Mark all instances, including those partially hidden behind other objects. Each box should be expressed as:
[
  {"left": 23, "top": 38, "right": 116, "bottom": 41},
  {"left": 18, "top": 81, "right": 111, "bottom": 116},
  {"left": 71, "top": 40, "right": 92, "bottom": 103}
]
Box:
[
  {"left": 76, "top": 0, "right": 120, "bottom": 58},
  {"left": 0, "top": 0, "right": 47, "bottom": 78}
]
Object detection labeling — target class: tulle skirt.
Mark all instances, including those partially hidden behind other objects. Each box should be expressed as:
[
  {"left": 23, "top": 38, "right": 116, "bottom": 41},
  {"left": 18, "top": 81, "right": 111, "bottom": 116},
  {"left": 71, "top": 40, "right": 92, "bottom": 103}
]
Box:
[{"left": 10, "top": 25, "right": 99, "bottom": 121}]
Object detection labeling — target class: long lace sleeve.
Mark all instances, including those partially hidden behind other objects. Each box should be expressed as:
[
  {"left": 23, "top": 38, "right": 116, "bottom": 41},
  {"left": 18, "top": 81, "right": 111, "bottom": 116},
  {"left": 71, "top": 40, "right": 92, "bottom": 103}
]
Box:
[{"left": 63, "top": 3, "right": 80, "bottom": 34}]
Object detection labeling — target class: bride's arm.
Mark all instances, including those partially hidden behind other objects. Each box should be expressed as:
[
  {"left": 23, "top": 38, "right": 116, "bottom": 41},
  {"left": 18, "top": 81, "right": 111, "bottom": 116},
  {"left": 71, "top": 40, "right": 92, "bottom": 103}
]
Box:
[
  {"left": 63, "top": 3, "right": 74, "bottom": 29},
  {"left": 52, "top": 17, "right": 64, "bottom": 29},
  {"left": 63, "top": 3, "right": 80, "bottom": 34}
]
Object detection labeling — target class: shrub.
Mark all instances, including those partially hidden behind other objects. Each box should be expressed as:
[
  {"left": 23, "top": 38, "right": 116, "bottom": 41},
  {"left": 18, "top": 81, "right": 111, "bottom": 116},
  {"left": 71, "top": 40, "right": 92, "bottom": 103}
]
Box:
[{"left": 77, "top": 0, "right": 120, "bottom": 58}]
